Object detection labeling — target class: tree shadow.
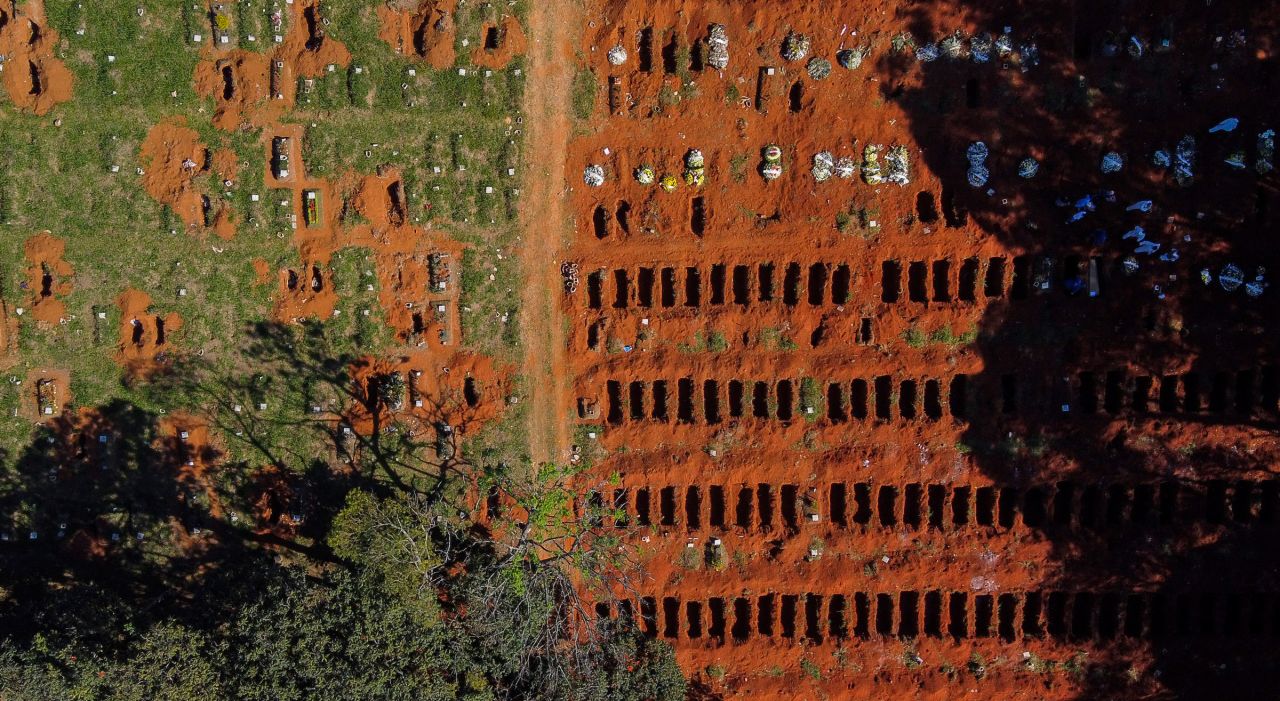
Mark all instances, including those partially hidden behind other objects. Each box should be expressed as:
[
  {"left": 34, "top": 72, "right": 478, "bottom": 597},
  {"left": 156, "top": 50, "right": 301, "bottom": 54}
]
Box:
[
  {"left": 0, "top": 320, "right": 465, "bottom": 653},
  {"left": 881, "top": 0, "right": 1280, "bottom": 696},
  {"left": 0, "top": 398, "right": 294, "bottom": 650}
]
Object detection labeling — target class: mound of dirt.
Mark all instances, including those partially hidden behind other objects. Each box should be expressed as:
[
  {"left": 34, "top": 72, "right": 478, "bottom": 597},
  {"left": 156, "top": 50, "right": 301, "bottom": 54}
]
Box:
[
  {"left": 114, "top": 288, "right": 182, "bottom": 379},
  {"left": 379, "top": 0, "right": 458, "bottom": 70},
  {"left": 345, "top": 348, "right": 511, "bottom": 437},
  {"left": 22, "top": 231, "right": 72, "bottom": 326},
  {"left": 470, "top": 15, "right": 527, "bottom": 70},
  {"left": 194, "top": 0, "right": 350, "bottom": 131},
  {"left": 0, "top": 0, "right": 72, "bottom": 115},
  {"left": 138, "top": 119, "right": 237, "bottom": 239}
]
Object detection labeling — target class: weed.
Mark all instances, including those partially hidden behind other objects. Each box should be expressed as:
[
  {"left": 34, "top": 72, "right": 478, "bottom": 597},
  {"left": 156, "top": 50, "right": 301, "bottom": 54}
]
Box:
[
  {"left": 677, "top": 546, "right": 702, "bottom": 570},
  {"left": 904, "top": 326, "right": 926, "bottom": 348},
  {"left": 902, "top": 645, "right": 923, "bottom": 669},
  {"left": 890, "top": 32, "right": 918, "bottom": 54},
  {"left": 1023, "top": 652, "right": 1053, "bottom": 674},
  {"left": 1063, "top": 651, "right": 1089, "bottom": 680},
  {"left": 800, "top": 377, "right": 822, "bottom": 421},
  {"left": 800, "top": 658, "right": 822, "bottom": 680},
  {"left": 928, "top": 324, "right": 979, "bottom": 347},
  {"left": 706, "top": 331, "right": 729, "bottom": 352},
  {"left": 969, "top": 653, "right": 988, "bottom": 678}
]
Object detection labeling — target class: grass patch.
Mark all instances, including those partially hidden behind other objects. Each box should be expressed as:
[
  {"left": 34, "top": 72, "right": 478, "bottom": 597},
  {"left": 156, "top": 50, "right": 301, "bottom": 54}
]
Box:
[{"left": 571, "top": 68, "right": 597, "bottom": 120}]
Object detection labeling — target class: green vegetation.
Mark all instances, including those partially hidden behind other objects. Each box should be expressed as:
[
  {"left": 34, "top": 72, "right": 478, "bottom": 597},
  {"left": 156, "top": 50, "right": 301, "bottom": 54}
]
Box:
[
  {"left": 0, "top": 0, "right": 529, "bottom": 450},
  {"left": 0, "top": 2, "right": 686, "bottom": 699},
  {"left": 903, "top": 324, "right": 978, "bottom": 349},
  {"left": 800, "top": 658, "right": 823, "bottom": 681},
  {"left": 678, "top": 330, "right": 729, "bottom": 353},
  {"left": 572, "top": 68, "right": 598, "bottom": 120},
  {"left": 757, "top": 327, "right": 797, "bottom": 351},
  {"left": 799, "top": 377, "right": 822, "bottom": 421}
]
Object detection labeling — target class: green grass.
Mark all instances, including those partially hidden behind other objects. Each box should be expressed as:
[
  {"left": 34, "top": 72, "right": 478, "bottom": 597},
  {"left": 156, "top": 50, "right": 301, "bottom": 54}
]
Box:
[
  {"left": 571, "top": 68, "right": 597, "bottom": 120},
  {"left": 0, "top": 0, "right": 527, "bottom": 454}
]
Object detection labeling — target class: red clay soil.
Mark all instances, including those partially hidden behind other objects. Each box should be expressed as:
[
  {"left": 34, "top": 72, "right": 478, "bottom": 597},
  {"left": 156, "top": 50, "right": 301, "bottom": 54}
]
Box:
[
  {"left": 264, "top": 124, "right": 466, "bottom": 350},
  {"left": 139, "top": 118, "right": 237, "bottom": 239},
  {"left": 345, "top": 348, "right": 511, "bottom": 437},
  {"left": 157, "top": 413, "right": 225, "bottom": 521},
  {"left": 0, "top": 0, "right": 72, "bottom": 115},
  {"left": 518, "top": 0, "right": 578, "bottom": 466},
  {"left": 211, "top": 147, "right": 238, "bottom": 183},
  {"left": 21, "top": 367, "right": 69, "bottom": 422},
  {"left": 22, "top": 231, "right": 72, "bottom": 326},
  {"left": 562, "top": 0, "right": 1280, "bottom": 698},
  {"left": 264, "top": 124, "right": 342, "bottom": 321},
  {"left": 194, "top": 0, "right": 351, "bottom": 131},
  {"left": 349, "top": 168, "right": 466, "bottom": 344},
  {"left": 379, "top": 0, "right": 458, "bottom": 70},
  {"left": 470, "top": 15, "right": 527, "bottom": 70},
  {"left": 252, "top": 257, "right": 273, "bottom": 285},
  {"left": 248, "top": 464, "right": 304, "bottom": 538},
  {"left": 114, "top": 288, "right": 182, "bottom": 379}
]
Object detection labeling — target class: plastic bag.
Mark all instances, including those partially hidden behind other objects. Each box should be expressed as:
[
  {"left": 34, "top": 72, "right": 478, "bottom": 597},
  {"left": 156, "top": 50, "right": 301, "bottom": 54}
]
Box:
[
  {"left": 966, "top": 141, "right": 989, "bottom": 164},
  {"left": 967, "top": 142, "right": 989, "bottom": 187},
  {"left": 1209, "top": 117, "right": 1239, "bottom": 134},
  {"left": 967, "top": 164, "right": 989, "bottom": 188},
  {"left": 941, "top": 32, "right": 967, "bottom": 59},
  {"left": 994, "top": 34, "right": 1013, "bottom": 56}
]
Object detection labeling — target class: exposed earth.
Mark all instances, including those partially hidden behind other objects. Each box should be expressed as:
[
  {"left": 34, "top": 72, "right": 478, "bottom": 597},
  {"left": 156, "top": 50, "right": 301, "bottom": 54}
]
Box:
[{"left": 0, "top": 0, "right": 1278, "bottom": 699}]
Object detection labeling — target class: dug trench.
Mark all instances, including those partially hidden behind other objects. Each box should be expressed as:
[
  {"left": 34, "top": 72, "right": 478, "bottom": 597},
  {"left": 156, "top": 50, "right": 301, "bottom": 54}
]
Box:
[
  {"left": 885, "top": 1, "right": 1280, "bottom": 698},
  {"left": 563, "top": 0, "right": 1280, "bottom": 697}
]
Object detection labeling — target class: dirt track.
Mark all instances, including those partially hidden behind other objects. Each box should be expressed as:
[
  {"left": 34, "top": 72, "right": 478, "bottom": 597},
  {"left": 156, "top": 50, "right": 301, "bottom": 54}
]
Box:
[{"left": 519, "top": 0, "right": 577, "bottom": 465}]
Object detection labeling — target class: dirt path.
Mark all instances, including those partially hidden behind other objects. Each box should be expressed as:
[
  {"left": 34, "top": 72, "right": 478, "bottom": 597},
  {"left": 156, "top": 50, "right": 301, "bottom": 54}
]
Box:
[{"left": 518, "top": 0, "right": 578, "bottom": 465}]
